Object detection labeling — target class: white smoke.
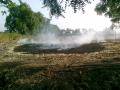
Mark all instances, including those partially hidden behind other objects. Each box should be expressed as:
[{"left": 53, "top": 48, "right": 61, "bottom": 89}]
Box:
[{"left": 17, "top": 27, "right": 120, "bottom": 50}]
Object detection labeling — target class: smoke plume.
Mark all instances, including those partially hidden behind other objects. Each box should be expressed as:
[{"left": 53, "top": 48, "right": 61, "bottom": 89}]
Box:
[{"left": 17, "top": 25, "right": 120, "bottom": 50}]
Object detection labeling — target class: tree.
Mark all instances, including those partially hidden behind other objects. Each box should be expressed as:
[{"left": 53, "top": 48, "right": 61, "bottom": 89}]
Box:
[
  {"left": 1, "top": 0, "right": 120, "bottom": 27},
  {"left": 1, "top": 0, "right": 120, "bottom": 18},
  {"left": 0, "top": 0, "right": 92, "bottom": 16},
  {"left": 41, "top": 0, "right": 92, "bottom": 16},
  {"left": 5, "top": 2, "right": 45, "bottom": 34},
  {"left": 95, "top": 0, "right": 120, "bottom": 23},
  {"left": 0, "top": 0, "right": 16, "bottom": 10}
]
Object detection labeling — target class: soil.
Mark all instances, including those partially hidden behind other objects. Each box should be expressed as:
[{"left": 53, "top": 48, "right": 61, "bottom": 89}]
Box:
[{"left": 1, "top": 41, "right": 120, "bottom": 67}]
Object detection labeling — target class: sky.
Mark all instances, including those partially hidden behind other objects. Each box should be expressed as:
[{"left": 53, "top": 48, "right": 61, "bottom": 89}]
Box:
[
  {"left": 0, "top": 7, "right": 7, "bottom": 31},
  {"left": 0, "top": 0, "right": 112, "bottom": 31}
]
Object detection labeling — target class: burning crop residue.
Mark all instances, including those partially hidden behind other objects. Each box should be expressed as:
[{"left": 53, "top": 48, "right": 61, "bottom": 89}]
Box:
[
  {"left": 16, "top": 26, "right": 120, "bottom": 54},
  {"left": 17, "top": 29, "right": 96, "bottom": 50},
  {"left": 14, "top": 43, "right": 105, "bottom": 54}
]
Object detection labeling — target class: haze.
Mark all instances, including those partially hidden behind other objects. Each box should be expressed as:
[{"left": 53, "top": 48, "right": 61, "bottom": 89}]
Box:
[{"left": 0, "top": 0, "right": 112, "bottom": 31}]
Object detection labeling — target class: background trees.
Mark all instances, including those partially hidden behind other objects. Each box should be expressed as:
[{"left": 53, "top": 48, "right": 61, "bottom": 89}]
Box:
[
  {"left": 1, "top": 0, "right": 120, "bottom": 18},
  {"left": 0, "top": 0, "right": 92, "bottom": 16},
  {"left": 5, "top": 2, "right": 45, "bottom": 34},
  {"left": 3, "top": 1, "right": 118, "bottom": 35}
]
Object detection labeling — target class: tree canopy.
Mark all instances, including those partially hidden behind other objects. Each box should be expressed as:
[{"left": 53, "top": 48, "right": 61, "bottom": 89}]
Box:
[
  {"left": 5, "top": 2, "right": 45, "bottom": 34},
  {"left": 95, "top": 0, "right": 120, "bottom": 23},
  {"left": 0, "top": 0, "right": 16, "bottom": 10},
  {"left": 1, "top": 0, "right": 120, "bottom": 25},
  {"left": 0, "top": 0, "right": 92, "bottom": 16},
  {"left": 41, "top": 0, "right": 92, "bottom": 16}
]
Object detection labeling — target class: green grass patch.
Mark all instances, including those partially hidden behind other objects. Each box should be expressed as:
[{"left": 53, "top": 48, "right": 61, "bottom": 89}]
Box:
[{"left": 0, "top": 32, "right": 22, "bottom": 43}]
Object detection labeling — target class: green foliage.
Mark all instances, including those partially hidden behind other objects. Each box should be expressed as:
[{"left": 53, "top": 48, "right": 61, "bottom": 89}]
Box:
[
  {"left": 95, "top": 0, "right": 120, "bottom": 23},
  {"left": 0, "top": 0, "right": 92, "bottom": 16},
  {"left": 1, "top": 0, "right": 120, "bottom": 27},
  {"left": 42, "top": 0, "right": 92, "bottom": 16},
  {"left": 5, "top": 2, "right": 45, "bottom": 35},
  {"left": 1, "top": 0, "right": 120, "bottom": 20},
  {"left": 0, "top": 0, "right": 16, "bottom": 9}
]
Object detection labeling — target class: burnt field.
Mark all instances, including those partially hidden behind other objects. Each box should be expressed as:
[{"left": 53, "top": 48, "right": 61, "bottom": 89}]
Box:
[
  {"left": 14, "top": 43, "right": 104, "bottom": 54},
  {"left": 12, "top": 41, "right": 120, "bottom": 66},
  {"left": 0, "top": 40, "right": 120, "bottom": 90},
  {"left": 1, "top": 40, "right": 120, "bottom": 69}
]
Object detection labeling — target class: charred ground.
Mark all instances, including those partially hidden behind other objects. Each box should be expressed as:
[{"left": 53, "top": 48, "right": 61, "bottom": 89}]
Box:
[
  {"left": 14, "top": 43, "right": 104, "bottom": 54},
  {"left": 0, "top": 35, "right": 120, "bottom": 90}
]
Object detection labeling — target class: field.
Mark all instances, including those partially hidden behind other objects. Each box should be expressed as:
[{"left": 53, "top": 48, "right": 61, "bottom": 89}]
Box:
[{"left": 0, "top": 32, "right": 120, "bottom": 90}]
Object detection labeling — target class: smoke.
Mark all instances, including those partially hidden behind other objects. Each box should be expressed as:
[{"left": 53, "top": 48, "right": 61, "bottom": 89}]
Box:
[{"left": 17, "top": 25, "right": 120, "bottom": 50}]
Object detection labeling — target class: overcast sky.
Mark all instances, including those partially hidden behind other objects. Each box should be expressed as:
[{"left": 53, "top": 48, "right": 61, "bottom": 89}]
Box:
[{"left": 0, "top": 0, "right": 112, "bottom": 31}]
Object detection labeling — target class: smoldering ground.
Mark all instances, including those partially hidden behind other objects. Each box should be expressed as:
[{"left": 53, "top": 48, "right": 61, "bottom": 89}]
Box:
[{"left": 17, "top": 26, "right": 120, "bottom": 51}]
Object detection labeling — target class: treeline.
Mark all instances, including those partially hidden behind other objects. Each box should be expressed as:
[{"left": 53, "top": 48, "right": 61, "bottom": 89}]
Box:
[
  {"left": 3, "top": 1, "right": 45, "bottom": 35},
  {"left": 42, "top": 25, "right": 94, "bottom": 36}
]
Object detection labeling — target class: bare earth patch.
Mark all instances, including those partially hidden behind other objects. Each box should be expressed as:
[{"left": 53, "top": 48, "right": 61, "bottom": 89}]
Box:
[{"left": 1, "top": 41, "right": 119, "bottom": 67}]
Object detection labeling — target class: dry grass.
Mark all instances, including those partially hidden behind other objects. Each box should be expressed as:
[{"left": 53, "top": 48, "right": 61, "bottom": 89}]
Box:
[
  {"left": 0, "top": 32, "right": 120, "bottom": 90},
  {"left": 0, "top": 32, "right": 22, "bottom": 43}
]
